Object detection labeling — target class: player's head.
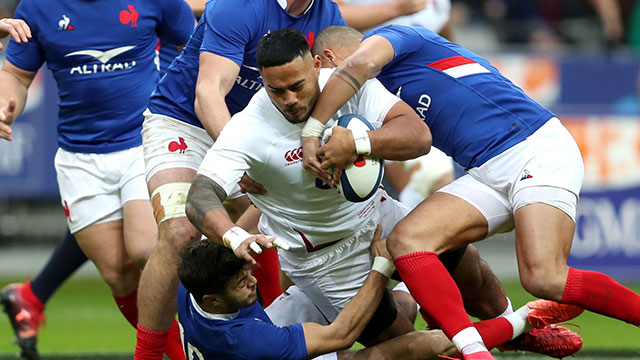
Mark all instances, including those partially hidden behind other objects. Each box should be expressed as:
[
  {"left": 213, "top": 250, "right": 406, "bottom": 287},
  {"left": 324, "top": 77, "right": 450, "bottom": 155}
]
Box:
[
  {"left": 257, "top": 28, "right": 321, "bottom": 124},
  {"left": 178, "top": 241, "right": 258, "bottom": 312},
  {"left": 312, "top": 26, "right": 363, "bottom": 68}
]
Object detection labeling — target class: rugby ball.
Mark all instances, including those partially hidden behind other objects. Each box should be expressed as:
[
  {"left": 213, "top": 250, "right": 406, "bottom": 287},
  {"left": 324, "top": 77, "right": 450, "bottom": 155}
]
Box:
[{"left": 333, "top": 114, "right": 384, "bottom": 202}]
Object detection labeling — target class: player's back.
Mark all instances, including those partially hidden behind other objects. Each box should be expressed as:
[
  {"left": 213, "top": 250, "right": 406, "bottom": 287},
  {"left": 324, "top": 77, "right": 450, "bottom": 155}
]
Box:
[
  {"left": 8, "top": 0, "right": 194, "bottom": 153},
  {"left": 369, "top": 25, "right": 554, "bottom": 169}
]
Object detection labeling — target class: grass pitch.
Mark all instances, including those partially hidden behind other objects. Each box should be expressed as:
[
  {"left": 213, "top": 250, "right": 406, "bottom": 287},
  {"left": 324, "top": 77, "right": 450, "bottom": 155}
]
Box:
[{"left": 0, "top": 277, "right": 638, "bottom": 358}]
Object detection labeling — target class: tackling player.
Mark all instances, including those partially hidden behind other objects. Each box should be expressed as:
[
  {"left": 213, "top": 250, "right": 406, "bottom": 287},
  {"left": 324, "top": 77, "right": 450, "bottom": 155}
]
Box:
[
  {"left": 134, "top": 0, "right": 346, "bottom": 358},
  {"left": 185, "top": 28, "right": 582, "bottom": 358},
  {"left": 301, "top": 25, "right": 640, "bottom": 359},
  {"left": 0, "top": 2, "right": 195, "bottom": 359}
]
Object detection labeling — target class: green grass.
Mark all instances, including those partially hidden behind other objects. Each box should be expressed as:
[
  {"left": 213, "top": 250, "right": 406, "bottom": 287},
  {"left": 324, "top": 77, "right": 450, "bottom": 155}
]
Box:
[{"left": 0, "top": 277, "right": 638, "bottom": 357}]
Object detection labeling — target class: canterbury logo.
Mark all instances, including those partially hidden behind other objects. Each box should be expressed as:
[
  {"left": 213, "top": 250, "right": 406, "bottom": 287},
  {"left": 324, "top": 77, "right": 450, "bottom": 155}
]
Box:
[
  {"left": 65, "top": 46, "right": 135, "bottom": 63},
  {"left": 284, "top": 147, "right": 303, "bottom": 163}
]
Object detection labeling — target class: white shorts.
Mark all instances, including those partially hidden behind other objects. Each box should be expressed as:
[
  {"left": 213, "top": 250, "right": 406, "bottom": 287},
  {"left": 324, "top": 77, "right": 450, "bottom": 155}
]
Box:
[
  {"left": 54, "top": 146, "right": 149, "bottom": 234},
  {"left": 141, "top": 109, "right": 213, "bottom": 182},
  {"left": 277, "top": 192, "right": 409, "bottom": 322},
  {"left": 266, "top": 286, "right": 337, "bottom": 360},
  {"left": 438, "top": 118, "right": 585, "bottom": 235}
]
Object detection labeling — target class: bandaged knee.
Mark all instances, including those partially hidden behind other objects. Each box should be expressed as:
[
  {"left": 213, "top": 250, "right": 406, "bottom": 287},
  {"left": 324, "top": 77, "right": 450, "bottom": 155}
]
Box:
[{"left": 151, "top": 182, "right": 191, "bottom": 224}]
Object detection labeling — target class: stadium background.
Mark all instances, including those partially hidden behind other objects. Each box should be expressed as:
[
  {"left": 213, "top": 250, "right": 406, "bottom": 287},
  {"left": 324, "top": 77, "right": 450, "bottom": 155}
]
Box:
[{"left": 0, "top": 0, "right": 639, "bottom": 358}]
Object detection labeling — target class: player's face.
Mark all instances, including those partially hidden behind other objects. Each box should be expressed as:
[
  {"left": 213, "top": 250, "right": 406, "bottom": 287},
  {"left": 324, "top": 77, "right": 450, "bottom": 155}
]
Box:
[
  {"left": 261, "top": 53, "right": 321, "bottom": 124},
  {"left": 223, "top": 267, "right": 258, "bottom": 309}
]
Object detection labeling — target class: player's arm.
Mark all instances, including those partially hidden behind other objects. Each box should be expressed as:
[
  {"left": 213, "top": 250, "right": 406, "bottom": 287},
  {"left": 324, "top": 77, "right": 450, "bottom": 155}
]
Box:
[
  {"left": 0, "top": 18, "right": 31, "bottom": 49},
  {"left": 195, "top": 52, "right": 239, "bottom": 140},
  {"left": 302, "top": 226, "right": 393, "bottom": 357},
  {"left": 334, "top": 0, "right": 426, "bottom": 31},
  {"left": 302, "top": 35, "right": 395, "bottom": 181},
  {"left": 0, "top": 60, "right": 36, "bottom": 141},
  {"left": 186, "top": 174, "right": 281, "bottom": 264}
]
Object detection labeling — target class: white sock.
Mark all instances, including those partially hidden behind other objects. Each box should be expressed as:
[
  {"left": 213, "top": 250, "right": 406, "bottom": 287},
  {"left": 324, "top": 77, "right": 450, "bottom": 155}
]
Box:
[
  {"left": 504, "top": 304, "right": 533, "bottom": 340},
  {"left": 452, "top": 327, "right": 488, "bottom": 354},
  {"left": 498, "top": 296, "right": 513, "bottom": 317}
]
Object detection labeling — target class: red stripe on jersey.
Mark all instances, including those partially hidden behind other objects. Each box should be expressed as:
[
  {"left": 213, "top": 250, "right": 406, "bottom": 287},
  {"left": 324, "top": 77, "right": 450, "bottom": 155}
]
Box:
[{"left": 428, "top": 56, "right": 475, "bottom": 71}]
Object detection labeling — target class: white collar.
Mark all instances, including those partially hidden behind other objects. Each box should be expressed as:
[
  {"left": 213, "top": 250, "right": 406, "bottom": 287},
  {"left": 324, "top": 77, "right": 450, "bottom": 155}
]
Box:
[{"left": 189, "top": 294, "right": 239, "bottom": 321}]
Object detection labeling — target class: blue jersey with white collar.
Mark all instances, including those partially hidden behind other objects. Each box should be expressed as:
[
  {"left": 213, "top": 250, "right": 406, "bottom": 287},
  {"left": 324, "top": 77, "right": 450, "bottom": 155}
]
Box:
[
  {"left": 148, "top": 0, "right": 345, "bottom": 128},
  {"left": 366, "top": 25, "right": 555, "bottom": 169},
  {"left": 7, "top": 0, "right": 194, "bottom": 153},
  {"left": 177, "top": 284, "right": 308, "bottom": 360}
]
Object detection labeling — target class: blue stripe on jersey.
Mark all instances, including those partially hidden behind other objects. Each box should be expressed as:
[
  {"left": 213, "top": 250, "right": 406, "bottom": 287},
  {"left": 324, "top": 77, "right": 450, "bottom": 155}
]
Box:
[
  {"left": 177, "top": 284, "right": 308, "bottom": 360},
  {"left": 7, "top": 0, "right": 194, "bottom": 153},
  {"left": 365, "top": 25, "right": 555, "bottom": 169},
  {"left": 148, "top": 0, "right": 345, "bottom": 128}
]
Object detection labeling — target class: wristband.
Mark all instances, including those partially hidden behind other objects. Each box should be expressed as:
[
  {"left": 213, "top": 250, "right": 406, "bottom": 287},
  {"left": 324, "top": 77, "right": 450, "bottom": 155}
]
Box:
[
  {"left": 222, "top": 226, "right": 262, "bottom": 253},
  {"left": 302, "top": 116, "right": 326, "bottom": 138},
  {"left": 351, "top": 127, "right": 371, "bottom": 156},
  {"left": 371, "top": 256, "right": 395, "bottom": 278}
]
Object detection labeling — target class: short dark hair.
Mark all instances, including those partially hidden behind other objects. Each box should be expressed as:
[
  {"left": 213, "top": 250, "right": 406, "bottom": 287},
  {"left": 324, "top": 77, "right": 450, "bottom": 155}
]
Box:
[
  {"left": 311, "top": 26, "right": 363, "bottom": 57},
  {"left": 256, "top": 28, "right": 311, "bottom": 69},
  {"left": 178, "top": 241, "right": 247, "bottom": 304}
]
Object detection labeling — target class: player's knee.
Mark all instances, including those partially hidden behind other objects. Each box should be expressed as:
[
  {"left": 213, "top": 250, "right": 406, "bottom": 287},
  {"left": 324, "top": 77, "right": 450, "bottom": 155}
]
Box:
[
  {"left": 158, "top": 217, "right": 201, "bottom": 251},
  {"left": 519, "top": 265, "right": 565, "bottom": 301},
  {"left": 99, "top": 259, "right": 140, "bottom": 294}
]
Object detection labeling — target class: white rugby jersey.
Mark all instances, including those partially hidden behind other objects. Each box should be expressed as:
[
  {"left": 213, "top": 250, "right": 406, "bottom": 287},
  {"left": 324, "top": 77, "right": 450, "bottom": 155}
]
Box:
[{"left": 198, "top": 68, "right": 400, "bottom": 252}]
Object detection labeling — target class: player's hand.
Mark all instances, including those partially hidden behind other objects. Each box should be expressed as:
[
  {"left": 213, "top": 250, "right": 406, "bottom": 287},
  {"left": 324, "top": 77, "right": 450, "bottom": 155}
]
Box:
[
  {"left": 0, "top": 18, "right": 31, "bottom": 50},
  {"left": 318, "top": 126, "right": 357, "bottom": 184},
  {"left": 394, "top": 0, "right": 427, "bottom": 16},
  {"left": 302, "top": 136, "right": 333, "bottom": 184},
  {"left": 233, "top": 235, "right": 289, "bottom": 265},
  {"left": 0, "top": 99, "right": 17, "bottom": 141},
  {"left": 370, "top": 226, "right": 391, "bottom": 261},
  {"left": 238, "top": 172, "right": 266, "bottom": 195}
]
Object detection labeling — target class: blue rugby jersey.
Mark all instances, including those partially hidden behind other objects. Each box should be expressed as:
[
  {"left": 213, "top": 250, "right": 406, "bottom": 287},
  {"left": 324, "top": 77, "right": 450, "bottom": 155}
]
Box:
[
  {"left": 365, "top": 25, "right": 555, "bottom": 169},
  {"left": 177, "top": 284, "right": 308, "bottom": 360},
  {"left": 148, "top": 0, "right": 345, "bottom": 128},
  {"left": 7, "top": 0, "right": 194, "bottom": 153}
]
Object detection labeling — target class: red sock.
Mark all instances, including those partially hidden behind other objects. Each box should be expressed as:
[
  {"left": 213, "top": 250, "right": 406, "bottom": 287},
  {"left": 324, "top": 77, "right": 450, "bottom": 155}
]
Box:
[
  {"left": 113, "top": 290, "right": 138, "bottom": 329},
  {"left": 163, "top": 320, "right": 186, "bottom": 360},
  {"left": 21, "top": 282, "right": 45, "bottom": 312},
  {"left": 395, "top": 251, "right": 474, "bottom": 339},
  {"left": 135, "top": 323, "right": 168, "bottom": 360},
  {"left": 561, "top": 267, "right": 640, "bottom": 326},
  {"left": 252, "top": 248, "right": 282, "bottom": 307},
  {"left": 474, "top": 317, "right": 513, "bottom": 349}
]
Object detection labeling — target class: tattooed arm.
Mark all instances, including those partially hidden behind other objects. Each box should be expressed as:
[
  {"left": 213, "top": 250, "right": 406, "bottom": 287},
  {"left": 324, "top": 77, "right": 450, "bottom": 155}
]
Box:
[
  {"left": 302, "top": 36, "right": 396, "bottom": 182},
  {"left": 186, "top": 174, "right": 279, "bottom": 264},
  {"left": 309, "top": 35, "right": 395, "bottom": 125},
  {"left": 186, "top": 174, "right": 233, "bottom": 242}
]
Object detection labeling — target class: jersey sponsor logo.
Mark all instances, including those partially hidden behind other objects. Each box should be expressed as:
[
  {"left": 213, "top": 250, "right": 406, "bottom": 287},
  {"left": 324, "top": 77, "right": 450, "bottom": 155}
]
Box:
[
  {"left": 65, "top": 46, "right": 137, "bottom": 75},
  {"left": 235, "top": 75, "right": 263, "bottom": 91},
  {"left": 428, "top": 56, "right": 490, "bottom": 79},
  {"left": 520, "top": 169, "right": 533, "bottom": 181},
  {"left": 57, "top": 14, "right": 74, "bottom": 31},
  {"left": 119, "top": 5, "right": 139, "bottom": 27},
  {"left": 284, "top": 146, "right": 303, "bottom": 166},
  {"left": 168, "top": 137, "right": 188, "bottom": 154}
]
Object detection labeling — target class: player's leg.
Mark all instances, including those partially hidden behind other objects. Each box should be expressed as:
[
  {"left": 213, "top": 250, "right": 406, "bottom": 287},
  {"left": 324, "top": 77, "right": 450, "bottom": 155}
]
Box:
[
  {"left": 450, "top": 245, "right": 510, "bottom": 319},
  {"left": 512, "top": 118, "right": 640, "bottom": 326},
  {"left": 1, "top": 231, "right": 87, "bottom": 360},
  {"left": 388, "top": 178, "right": 513, "bottom": 357},
  {"left": 515, "top": 201, "right": 640, "bottom": 326}
]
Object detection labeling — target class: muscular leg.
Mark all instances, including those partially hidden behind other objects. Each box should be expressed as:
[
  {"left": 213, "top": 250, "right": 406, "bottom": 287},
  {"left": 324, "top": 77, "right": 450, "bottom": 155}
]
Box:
[
  {"left": 75, "top": 220, "right": 140, "bottom": 297},
  {"left": 138, "top": 168, "right": 201, "bottom": 333},
  {"left": 123, "top": 200, "right": 158, "bottom": 269},
  {"left": 515, "top": 203, "right": 640, "bottom": 326},
  {"left": 452, "top": 245, "right": 508, "bottom": 319},
  {"left": 388, "top": 192, "right": 490, "bottom": 353}
]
